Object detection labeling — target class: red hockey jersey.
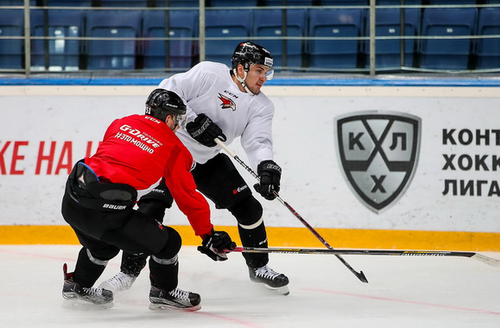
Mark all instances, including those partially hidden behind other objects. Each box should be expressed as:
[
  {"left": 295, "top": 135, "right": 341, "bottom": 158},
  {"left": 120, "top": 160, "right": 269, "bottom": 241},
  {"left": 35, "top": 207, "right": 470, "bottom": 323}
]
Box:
[{"left": 85, "top": 114, "right": 212, "bottom": 237}]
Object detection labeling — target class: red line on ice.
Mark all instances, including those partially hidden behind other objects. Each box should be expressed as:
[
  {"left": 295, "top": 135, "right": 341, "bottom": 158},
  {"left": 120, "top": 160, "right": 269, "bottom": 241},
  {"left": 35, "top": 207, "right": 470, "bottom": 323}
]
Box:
[{"left": 303, "top": 288, "right": 500, "bottom": 316}]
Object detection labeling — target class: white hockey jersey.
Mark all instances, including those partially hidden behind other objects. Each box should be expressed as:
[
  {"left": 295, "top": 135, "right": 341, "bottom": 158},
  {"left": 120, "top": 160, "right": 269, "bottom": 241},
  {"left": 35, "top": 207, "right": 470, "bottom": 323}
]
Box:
[{"left": 158, "top": 61, "right": 275, "bottom": 171}]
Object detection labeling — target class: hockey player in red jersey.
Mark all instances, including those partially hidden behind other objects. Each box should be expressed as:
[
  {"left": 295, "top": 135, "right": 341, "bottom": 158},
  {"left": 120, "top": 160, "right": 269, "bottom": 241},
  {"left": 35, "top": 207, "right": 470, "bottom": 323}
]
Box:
[
  {"left": 103, "top": 41, "right": 290, "bottom": 295},
  {"left": 61, "top": 89, "right": 235, "bottom": 310}
]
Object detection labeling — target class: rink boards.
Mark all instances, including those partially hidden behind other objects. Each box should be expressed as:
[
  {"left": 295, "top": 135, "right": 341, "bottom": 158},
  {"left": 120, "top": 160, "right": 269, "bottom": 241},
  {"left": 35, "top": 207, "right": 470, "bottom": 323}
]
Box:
[{"left": 1, "top": 80, "right": 500, "bottom": 250}]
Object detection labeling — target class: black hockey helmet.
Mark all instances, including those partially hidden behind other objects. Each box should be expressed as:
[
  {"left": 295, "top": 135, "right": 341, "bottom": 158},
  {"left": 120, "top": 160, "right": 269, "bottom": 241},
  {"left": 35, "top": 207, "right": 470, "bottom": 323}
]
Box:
[
  {"left": 145, "top": 89, "right": 186, "bottom": 122},
  {"left": 231, "top": 41, "right": 274, "bottom": 79}
]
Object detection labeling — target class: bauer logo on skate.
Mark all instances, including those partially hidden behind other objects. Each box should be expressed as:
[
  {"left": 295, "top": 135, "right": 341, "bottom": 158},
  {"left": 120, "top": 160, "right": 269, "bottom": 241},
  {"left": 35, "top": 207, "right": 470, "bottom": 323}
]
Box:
[{"left": 335, "top": 111, "right": 421, "bottom": 213}]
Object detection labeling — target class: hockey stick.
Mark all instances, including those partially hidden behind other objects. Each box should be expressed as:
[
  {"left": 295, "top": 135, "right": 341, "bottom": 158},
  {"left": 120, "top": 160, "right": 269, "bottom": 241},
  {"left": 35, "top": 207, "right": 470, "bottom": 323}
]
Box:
[
  {"left": 231, "top": 246, "right": 500, "bottom": 267},
  {"left": 214, "top": 138, "right": 369, "bottom": 283}
]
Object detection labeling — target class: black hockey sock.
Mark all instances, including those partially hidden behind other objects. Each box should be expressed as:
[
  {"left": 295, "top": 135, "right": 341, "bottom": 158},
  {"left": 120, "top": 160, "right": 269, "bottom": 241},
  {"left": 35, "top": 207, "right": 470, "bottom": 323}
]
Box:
[
  {"left": 229, "top": 196, "right": 269, "bottom": 268},
  {"left": 120, "top": 252, "right": 147, "bottom": 277},
  {"left": 238, "top": 223, "right": 269, "bottom": 268},
  {"left": 73, "top": 247, "right": 107, "bottom": 288},
  {"left": 148, "top": 226, "right": 182, "bottom": 291},
  {"left": 149, "top": 256, "right": 179, "bottom": 292}
]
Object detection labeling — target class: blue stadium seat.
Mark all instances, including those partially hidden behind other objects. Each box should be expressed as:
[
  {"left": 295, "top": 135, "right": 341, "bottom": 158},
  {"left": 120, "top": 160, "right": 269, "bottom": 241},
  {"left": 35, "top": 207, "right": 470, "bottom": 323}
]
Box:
[
  {"left": 210, "top": 0, "right": 257, "bottom": 7},
  {"left": 364, "top": 8, "right": 421, "bottom": 69},
  {"left": 85, "top": 11, "right": 141, "bottom": 70},
  {"left": 165, "top": 0, "right": 199, "bottom": 7},
  {"left": 0, "top": 0, "right": 36, "bottom": 5},
  {"left": 0, "top": 9, "right": 24, "bottom": 69},
  {"left": 476, "top": 8, "right": 500, "bottom": 69},
  {"left": 419, "top": 8, "right": 477, "bottom": 70},
  {"left": 308, "top": 9, "right": 365, "bottom": 69},
  {"left": 99, "top": 0, "right": 148, "bottom": 7},
  {"left": 264, "top": 0, "right": 313, "bottom": 5},
  {"left": 205, "top": 10, "right": 252, "bottom": 67},
  {"left": 43, "top": 0, "right": 92, "bottom": 6},
  {"left": 139, "top": 0, "right": 197, "bottom": 6},
  {"left": 30, "top": 9, "right": 84, "bottom": 71},
  {"left": 253, "top": 9, "right": 306, "bottom": 68},
  {"left": 320, "top": 1, "right": 367, "bottom": 6},
  {"left": 428, "top": 1, "right": 477, "bottom": 5},
  {"left": 376, "top": 0, "right": 422, "bottom": 4},
  {"left": 142, "top": 10, "right": 198, "bottom": 69}
]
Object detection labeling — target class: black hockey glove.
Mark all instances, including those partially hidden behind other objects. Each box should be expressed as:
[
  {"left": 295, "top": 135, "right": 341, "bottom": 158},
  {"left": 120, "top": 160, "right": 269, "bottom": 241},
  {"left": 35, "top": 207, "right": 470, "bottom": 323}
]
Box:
[
  {"left": 197, "top": 229, "right": 236, "bottom": 261},
  {"left": 254, "top": 160, "right": 282, "bottom": 201},
  {"left": 186, "top": 114, "right": 227, "bottom": 147}
]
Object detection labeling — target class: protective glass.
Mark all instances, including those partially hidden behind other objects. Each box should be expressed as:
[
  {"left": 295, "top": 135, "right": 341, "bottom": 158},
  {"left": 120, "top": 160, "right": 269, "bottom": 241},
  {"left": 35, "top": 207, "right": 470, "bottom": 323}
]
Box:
[
  {"left": 250, "top": 64, "right": 274, "bottom": 80},
  {"left": 265, "top": 67, "right": 274, "bottom": 80},
  {"left": 173, "top": 113, "right": 184, "bottom": 126}
]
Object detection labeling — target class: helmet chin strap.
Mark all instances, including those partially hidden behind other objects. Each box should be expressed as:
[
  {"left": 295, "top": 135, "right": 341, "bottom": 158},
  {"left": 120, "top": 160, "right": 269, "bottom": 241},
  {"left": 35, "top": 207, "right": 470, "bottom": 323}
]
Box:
[{"left": 233, "top": 68, "right": 255, "bottom": 96}]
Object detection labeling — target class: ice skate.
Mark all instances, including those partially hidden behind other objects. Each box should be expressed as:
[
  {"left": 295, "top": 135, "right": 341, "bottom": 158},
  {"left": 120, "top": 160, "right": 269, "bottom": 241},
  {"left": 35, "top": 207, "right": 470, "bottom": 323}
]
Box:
[
  {"left": 98, "top": 271, "right": 136, "bottom": 293},
  {"left": 149, "top": 285, "right": 201, "bottom": 311},
  {"left": 249, "top": 265, "right": 290, "bottom": 295},
  {"left": 62, "top": 264, "right": 113, "bottom": 308}
]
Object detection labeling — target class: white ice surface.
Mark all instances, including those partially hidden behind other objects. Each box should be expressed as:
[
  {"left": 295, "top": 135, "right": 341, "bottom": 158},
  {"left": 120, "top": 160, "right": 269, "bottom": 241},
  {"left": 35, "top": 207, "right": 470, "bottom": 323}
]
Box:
[{"left": 1, "top": 245, "right": 499, "bottom": 328}]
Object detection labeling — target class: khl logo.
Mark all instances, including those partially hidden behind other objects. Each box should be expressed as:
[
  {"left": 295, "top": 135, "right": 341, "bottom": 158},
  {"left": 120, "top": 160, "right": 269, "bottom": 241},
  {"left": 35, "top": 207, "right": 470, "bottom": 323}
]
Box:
[{"left": 335, "top": 111, "right": 421, "bottom": 213}]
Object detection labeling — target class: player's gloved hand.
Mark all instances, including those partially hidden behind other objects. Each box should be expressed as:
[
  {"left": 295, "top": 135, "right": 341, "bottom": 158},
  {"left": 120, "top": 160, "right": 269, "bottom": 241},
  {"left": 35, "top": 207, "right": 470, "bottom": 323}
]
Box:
[
  {"left": 197, "top": 229, "right": 236, "bottom": 261},
  {"left": 253, "top": 160, "right": 282, "bottom": 200},
  {"left": 186, "top": 114, "right": 227, "bottom": 147}
]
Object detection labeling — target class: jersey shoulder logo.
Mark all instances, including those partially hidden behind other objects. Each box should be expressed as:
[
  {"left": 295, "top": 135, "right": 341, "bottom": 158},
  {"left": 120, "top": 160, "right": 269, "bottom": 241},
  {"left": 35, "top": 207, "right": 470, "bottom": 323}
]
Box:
[
  {"left": 335, "top": 111, "right": 421, "bottom": 213},
  {"left": 218, "top": 93, "right": 236, "bottom": 111}
]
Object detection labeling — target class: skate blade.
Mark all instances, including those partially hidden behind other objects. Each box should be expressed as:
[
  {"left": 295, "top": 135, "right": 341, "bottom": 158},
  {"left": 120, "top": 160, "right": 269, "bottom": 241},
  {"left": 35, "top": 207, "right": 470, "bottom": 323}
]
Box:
[
  {"left": 263, "top": 284, "right": 290, "bottom": 296},
  {"left": 148, "top": 302, "right": 201, "bottom": 312},
  {"left": 62, "top": 299, "right": 114, "bottom": 310}
]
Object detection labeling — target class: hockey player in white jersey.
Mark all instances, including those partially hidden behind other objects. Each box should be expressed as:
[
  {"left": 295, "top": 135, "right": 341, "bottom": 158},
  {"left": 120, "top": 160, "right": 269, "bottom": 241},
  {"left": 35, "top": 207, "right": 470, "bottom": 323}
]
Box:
[{"left": 101, "top": 41, "right": 289, "bottom": 295}]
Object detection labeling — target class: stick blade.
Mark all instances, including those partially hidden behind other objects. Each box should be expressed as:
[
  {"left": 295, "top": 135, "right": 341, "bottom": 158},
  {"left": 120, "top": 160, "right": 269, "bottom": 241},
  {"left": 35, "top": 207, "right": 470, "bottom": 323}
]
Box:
[
  {"left": 472, "top": 253, "right": 500, "bottom": 267},
  {"left": 357, "top": 271, "right": 369, "bottom": 283}
]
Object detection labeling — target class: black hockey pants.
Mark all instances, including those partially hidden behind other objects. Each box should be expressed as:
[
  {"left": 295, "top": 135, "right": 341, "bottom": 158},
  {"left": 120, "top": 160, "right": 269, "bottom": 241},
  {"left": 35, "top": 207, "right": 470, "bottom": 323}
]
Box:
[{"left": 61, "top": 161, "right": 181, "bottom": 291}]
